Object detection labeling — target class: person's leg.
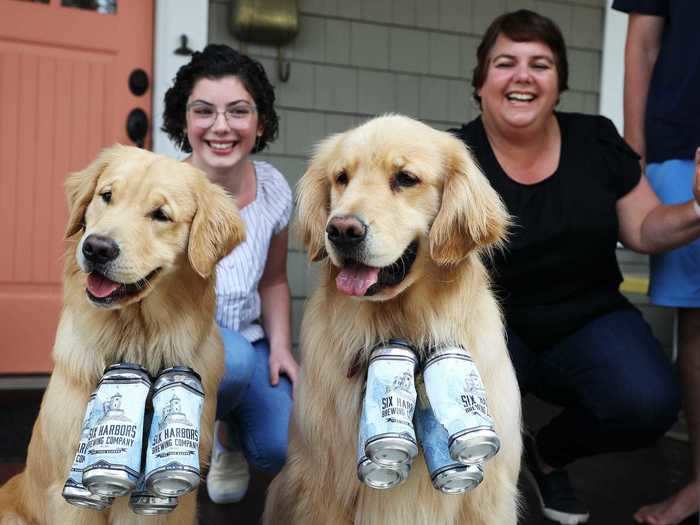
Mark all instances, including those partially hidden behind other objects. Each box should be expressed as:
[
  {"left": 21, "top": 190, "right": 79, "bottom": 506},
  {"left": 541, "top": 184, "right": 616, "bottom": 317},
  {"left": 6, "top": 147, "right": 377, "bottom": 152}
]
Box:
[
  {"left": 233, "top": 338, "right": 294, "bottom": 474},
  {"left": 216, "top": 326, "right": 256, "bottom": 420},
  {"left": 634, "top": 308, "right": 700, "bottom": 525},
  {"left": 507, "top": 330, "right": 592, "bottom": 524},
  {"left": 534, "top": 309, "right": 679, "bottom": 468},
  {"left": 207, "top": 327, "right": 256, "bottom": 504},
  {"left": 635, "top": 157, "right": 700, "bottom": 525},
  {"left": 519, "top": 309, "right": 678, "bottom": 525}
]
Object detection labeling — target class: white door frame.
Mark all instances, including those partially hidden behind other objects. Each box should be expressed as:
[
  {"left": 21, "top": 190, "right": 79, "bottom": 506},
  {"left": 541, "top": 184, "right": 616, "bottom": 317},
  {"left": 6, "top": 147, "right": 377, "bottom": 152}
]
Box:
[
  {"left": 599, "top": 1, "right": 628, "bottom": 133},
  {"left": 152, "top": 0, "right": 209, "bottom": 158}
]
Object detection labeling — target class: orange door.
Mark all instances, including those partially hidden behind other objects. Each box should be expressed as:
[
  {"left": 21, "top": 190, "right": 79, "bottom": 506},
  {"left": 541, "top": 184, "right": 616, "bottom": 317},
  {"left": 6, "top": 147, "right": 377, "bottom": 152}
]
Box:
[{"left": 0, "top": 0, "right": 154, "bottom": 373}]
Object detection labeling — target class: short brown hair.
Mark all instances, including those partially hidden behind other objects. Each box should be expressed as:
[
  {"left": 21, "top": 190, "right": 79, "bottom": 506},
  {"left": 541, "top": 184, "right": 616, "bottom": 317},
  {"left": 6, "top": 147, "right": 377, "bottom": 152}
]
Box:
[{"left": 471, "top": 10, "right": 569, "bottom": 105}]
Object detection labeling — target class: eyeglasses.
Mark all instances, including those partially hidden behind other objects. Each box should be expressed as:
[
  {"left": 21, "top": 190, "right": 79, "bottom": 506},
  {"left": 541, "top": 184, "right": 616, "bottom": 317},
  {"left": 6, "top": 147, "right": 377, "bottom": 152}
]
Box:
[{"left": 186, "top": 101, "right": 258, "bottom": 129}]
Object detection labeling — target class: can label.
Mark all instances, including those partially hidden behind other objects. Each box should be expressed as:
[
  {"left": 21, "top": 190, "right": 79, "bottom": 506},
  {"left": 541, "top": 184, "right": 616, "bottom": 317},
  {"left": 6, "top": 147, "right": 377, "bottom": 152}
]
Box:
[
  {"left": 84, "top": 377, "right": 150, "bottom": 478},
  {"left": 145, "top": 380, "right": 203, "bottom": 478},
  {"left": 423, "top": 349, "right": 493, "bottom": 438},
  {"left": 66, "top": 393, "right": 98, "bottom": 486},
  {"left": 414, "top": 379, "right": 457, "bottom": 477},
  {"left": 364, "top": 354, "right": 417, "bottom": 441}
]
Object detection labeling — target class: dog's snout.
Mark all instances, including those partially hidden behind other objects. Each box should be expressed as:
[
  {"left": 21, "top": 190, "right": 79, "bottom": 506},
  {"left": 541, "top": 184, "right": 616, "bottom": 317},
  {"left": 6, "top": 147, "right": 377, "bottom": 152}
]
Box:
[
  {"left": 326, "top": 215, "right": 367, "bottom": 248},
  {"left": 82, "top": 234, "right": 120, "bottom": 265}
]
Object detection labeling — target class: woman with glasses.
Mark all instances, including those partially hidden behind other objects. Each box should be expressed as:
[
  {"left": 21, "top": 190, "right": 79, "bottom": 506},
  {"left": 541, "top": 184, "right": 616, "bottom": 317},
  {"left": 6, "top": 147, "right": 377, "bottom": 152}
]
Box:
[{"left": 163, "top": 44, "right": 298, "bottom": 505}]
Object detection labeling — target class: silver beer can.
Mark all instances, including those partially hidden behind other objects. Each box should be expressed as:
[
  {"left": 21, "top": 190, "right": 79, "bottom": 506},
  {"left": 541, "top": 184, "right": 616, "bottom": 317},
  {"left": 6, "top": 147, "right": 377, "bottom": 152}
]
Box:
[
  {"left": 423, "top": 345, "right": 500, "bottom": 465},
  {"left": 357, "top": 401, "right": 410, "bottom": 490},
  {"left": 129, "top": 476, "right": 178, "bottom": 515},
  {"left": 414, "top": 376, "right": 484, "bottom": 494},
  {"left": 145, "top": 366, "right": 204, "bottom": 497},
  {"left": 62, "top": 392, "right": 114, "bottom": 510},
  {"left": 363, "top": 339, "right": 419, "bottom": 467},
  {"left": 82, "top": 363, "right": 151, "bottom": 497}
]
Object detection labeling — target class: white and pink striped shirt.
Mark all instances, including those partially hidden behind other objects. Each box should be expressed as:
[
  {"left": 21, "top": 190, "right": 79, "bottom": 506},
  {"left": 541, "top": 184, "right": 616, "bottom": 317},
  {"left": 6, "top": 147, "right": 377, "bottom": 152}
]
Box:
[{"left": 215, "top": 161, "right": 293, "bottom": 342}]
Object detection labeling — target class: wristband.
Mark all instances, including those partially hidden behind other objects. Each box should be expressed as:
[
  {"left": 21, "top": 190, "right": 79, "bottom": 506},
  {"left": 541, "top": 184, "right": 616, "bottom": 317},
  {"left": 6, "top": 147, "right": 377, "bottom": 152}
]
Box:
[{"left": 694, "top": 201, "right": 700, "bottom": 218}]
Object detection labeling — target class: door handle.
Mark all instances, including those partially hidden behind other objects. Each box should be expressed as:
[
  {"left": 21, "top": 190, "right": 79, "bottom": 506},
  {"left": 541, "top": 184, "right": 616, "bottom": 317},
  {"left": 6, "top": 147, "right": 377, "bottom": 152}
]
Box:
[{"left": 126, "top": 108, "right": 148, "bottom": 148}]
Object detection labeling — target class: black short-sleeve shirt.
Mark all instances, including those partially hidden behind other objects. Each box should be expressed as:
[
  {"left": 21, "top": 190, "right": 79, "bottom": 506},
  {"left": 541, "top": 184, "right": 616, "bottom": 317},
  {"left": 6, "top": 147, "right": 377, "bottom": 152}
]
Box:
[
  {"left": 612, "top": 0, "right": 700, "bottom": 163},
  {"left": 451, "top": 112, "right": 641, "bottom": 350}
]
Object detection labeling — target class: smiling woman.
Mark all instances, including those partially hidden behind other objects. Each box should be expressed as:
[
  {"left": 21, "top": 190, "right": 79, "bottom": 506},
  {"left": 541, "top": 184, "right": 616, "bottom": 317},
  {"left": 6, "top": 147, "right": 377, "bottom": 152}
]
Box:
[
  {"left": 449, "top": 9, "right": 700, "bottom": 525},
  {"left": 162, "top": 44, "right": 298, "bottom": 505}
]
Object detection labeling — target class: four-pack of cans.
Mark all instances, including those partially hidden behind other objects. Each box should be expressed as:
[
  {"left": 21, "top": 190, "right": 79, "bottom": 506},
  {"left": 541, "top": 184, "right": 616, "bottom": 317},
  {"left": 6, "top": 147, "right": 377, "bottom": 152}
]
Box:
[
  {"left": 62, "top": 363, "right": 203, "bottom": 514},
  {"left": 357, "top": 340, "right": 500, "bottom": 494}
]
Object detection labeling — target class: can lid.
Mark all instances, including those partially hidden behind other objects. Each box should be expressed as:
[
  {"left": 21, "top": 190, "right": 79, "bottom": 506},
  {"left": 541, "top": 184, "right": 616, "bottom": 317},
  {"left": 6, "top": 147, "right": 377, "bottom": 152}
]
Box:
[
  {"left": 426, "top": 342, "right": 466, "bottom": 355},
  {"left": 370, "top": 338, "right": 416, "bottom": 353},
  {"left": 157, "top": 366, "right": 201, "bottom": 382},
  {"left": 103, "top": 362, "right": 151, "bottom": 376}
]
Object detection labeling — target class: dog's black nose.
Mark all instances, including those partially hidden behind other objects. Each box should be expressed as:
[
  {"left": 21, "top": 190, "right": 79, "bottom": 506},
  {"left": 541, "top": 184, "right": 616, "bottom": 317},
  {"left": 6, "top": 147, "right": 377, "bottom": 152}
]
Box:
[
  {"left": 326, "top": 215, "right": 367, "bottom": 248},
  {"left": 82, "top": 234, "right": 120, "bottom": 264}
]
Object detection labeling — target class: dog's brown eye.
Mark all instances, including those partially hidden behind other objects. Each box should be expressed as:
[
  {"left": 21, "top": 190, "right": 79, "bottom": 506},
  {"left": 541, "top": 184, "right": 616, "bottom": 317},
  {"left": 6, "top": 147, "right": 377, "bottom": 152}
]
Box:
[
  {"left": 150, "top": 208, "right": 170, "bottom": 222},
  {"left": 100, "top": 191, "right": 112, "bottom": 203},
  {"left": 393, "top": 170, "right": 419, "bottom": 189},
  {"left": 336, "top": 170, "right": 348, "bottom": 186}
]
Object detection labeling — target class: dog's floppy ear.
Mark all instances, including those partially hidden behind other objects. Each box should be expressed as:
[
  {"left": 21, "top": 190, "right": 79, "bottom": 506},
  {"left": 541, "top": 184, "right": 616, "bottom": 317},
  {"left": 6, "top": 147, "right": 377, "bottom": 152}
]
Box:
[
  {"left": 188, "top": 177, "right": 246, "bottom": 279},
  {"left": 429, "top": 134, "right": 510, "bottom": 265},
  {"left": 64, "top": 145, "right": 121, "bottom": 238},
  {"left": 295, "top": 134, "right": 342, "bottom": 262}
]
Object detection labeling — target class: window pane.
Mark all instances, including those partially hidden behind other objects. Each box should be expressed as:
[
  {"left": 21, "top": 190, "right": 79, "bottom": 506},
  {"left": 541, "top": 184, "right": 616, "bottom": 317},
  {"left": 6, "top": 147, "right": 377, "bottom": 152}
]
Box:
[{"left": 61, "top": 0, "right": 117, "bottom": 14}]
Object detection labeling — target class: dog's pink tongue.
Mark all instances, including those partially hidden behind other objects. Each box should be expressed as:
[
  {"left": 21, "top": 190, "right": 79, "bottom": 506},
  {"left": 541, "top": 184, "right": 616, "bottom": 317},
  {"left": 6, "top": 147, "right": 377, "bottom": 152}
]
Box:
[
  {"left": 87, "top": 273, "right": 120, "bottom": 298},
  {"left": 336, "top": 265, "right": 380, "bottom": 296}
]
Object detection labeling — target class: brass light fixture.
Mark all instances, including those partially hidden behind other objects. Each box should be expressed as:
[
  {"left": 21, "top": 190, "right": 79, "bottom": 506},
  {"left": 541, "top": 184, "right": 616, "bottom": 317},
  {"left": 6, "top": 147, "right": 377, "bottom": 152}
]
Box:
[{"left": 229, "top": 0, "right": 299, "bottom": 82}]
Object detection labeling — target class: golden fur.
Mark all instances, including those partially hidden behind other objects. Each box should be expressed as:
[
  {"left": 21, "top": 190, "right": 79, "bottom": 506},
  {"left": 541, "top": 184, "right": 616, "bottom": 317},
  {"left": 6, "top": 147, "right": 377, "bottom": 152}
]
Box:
[
  {"left": 0, "top": 145, "right": 244, "bottom": 525},
  {"left": 264, "top": 115, "right": 522, "bottom": 525}
]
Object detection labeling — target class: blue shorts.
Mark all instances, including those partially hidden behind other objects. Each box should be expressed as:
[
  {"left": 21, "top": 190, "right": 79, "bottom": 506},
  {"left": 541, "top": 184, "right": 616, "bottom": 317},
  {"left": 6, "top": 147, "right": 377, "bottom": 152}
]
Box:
[{"left": 646, "top": 159, "right": 700, "bottom": 307}]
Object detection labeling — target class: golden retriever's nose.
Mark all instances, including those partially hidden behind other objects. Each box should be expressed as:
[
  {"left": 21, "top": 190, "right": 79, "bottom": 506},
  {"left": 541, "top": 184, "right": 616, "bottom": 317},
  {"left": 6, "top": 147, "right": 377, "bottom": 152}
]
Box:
[
  {"left": 82, "top": 234, "right": 120, "bottom": 265},
  {"left": 326, "top": 215, "right": 367, "bottom": 249}
]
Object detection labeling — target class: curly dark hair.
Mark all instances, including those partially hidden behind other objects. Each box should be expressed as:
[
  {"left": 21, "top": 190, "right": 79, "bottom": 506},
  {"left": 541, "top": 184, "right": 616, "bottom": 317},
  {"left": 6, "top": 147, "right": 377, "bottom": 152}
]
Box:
[
  {"left": 162, "top": 44, "right": 278, "bottom": 154},
  {"left": 472, "top": 10, "right": 569, "bottom": 106}
]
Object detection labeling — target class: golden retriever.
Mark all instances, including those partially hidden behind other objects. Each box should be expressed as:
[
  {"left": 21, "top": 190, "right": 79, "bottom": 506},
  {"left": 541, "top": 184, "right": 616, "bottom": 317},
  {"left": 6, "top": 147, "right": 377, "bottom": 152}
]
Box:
[
  {"left": 0, "top": 145, "right": 244, "bottom": 525},
  {"left": 264, "top": 115, "right": 522, "bottom": 525}
]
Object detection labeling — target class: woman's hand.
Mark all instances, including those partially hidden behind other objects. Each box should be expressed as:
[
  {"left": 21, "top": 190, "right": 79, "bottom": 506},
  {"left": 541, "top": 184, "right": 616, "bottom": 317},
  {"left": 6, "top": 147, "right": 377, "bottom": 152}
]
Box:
[{"left": 269, "top": 347, "right": 299, "bottom": 395}]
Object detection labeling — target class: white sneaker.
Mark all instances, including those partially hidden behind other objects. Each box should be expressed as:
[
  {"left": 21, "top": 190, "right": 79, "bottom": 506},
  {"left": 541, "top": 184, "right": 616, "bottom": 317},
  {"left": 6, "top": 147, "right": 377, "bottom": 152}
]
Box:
[{"left": 206, "top": 421, "right": 250, "bottom": 504}]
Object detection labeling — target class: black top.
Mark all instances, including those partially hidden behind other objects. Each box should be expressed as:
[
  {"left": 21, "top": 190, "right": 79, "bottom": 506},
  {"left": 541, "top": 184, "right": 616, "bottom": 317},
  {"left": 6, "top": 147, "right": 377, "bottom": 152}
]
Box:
[
  {"left": 612, "top": 0, "right": 700, "bottom": 164},
  {"left": 450, "top": 112, "right": 641, "bottom": 350}
]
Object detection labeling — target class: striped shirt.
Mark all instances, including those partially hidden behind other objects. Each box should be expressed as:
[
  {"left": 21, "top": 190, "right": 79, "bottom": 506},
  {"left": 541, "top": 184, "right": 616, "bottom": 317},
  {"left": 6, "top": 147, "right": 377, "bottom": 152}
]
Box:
[{"left": 215, "top": 161, "right": 293, "bottom": 342}]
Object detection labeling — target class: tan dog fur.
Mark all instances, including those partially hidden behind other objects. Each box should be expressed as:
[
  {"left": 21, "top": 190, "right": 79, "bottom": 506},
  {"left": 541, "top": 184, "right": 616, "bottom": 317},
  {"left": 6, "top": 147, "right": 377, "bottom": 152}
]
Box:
[
  {"left": 264, "top": 115, "right": 522, "bottom": 525},
  {"left": 0, "top": 145, "right": 244, "bottom": 525}
]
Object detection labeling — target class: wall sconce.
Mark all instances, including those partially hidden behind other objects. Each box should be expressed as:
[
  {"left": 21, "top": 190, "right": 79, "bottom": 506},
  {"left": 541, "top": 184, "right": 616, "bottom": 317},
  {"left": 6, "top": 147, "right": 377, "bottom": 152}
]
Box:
[{"left": 229, "top": 0, "right": 299, "bottom": 82}]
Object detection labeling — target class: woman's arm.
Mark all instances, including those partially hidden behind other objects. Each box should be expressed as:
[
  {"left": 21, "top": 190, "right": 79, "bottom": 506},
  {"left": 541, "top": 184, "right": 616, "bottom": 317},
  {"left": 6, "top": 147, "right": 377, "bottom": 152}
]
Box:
[
  {"left": 259, "top": 228, "right": 300, "bottom": 390},
  {"left": 617, "top": 148, "right": 700, "bottom": 254}
]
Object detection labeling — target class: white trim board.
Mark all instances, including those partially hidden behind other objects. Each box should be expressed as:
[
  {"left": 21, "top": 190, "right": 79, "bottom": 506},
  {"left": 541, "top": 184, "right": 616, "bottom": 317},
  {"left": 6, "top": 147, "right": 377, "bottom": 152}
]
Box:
[
  {"left": 152, "top": 0, "right": 209, "bottom": 159},
  {"left": 599, "top": 1, "right": 628, "bottom": 134}
]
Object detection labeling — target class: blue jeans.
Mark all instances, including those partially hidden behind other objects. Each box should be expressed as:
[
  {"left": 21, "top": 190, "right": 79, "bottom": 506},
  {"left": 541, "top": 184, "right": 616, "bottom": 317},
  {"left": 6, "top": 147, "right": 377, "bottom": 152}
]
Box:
[
  {"left": 217, "top": 327, "right": 293, "bottom": 474},
  {"left": 508, "top": 308, "right": 680, "bottom": 468}
]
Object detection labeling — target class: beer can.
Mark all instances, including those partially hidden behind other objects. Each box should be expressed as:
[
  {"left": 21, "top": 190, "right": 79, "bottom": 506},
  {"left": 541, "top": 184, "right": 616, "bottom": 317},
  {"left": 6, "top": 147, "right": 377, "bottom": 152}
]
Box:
[
  {"left": 62, "top": 392, "right": 114, "bottom": 510},
  {"left": 82, "top": 363, "right": 151, "bottom": 497},
  {"left": 414, "top": 376, "right": 483, "bottom": 494},
  {"left": 357, "top": 401, "right": 409, "bottom": 489},
  {"left": 362, "top": 339, "right": 419, "bottom": 467},
  {"left": 423, "top": 345, "right": 500, "bottom": 465},
  {"left": 129, "top": 476, "right": 178, "bottom": 515},
  {"left": 145, "top": 366, "right": 204, "bottom": 497}
]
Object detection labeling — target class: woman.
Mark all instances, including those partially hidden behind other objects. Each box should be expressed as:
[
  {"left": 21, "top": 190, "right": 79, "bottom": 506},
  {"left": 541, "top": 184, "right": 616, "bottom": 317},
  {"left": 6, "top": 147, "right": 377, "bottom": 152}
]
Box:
[
  {"left": 451, "top": 10, "right": 700, "bottom": 525},
  {"left": 162, "top": 44, "right": 299, "bottom": 504}
]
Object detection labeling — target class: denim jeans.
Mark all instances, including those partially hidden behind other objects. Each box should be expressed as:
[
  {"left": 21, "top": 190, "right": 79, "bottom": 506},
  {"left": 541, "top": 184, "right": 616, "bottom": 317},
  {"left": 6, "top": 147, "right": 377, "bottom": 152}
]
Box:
[
  {"left": 508, "top": 308, "right": 680, "bottom": 468},
  {"left": 216, "top": 327, "right": 293, "bottom": 474}
]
